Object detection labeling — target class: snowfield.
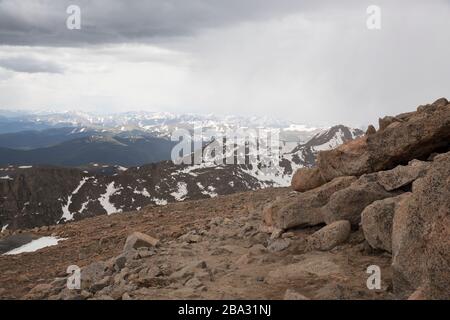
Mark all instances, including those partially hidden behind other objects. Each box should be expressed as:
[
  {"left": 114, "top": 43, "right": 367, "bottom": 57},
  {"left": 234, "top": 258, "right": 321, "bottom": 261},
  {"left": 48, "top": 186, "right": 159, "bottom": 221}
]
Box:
[{"left": 3, "top": 237, "right": 66, "bottom": 255}]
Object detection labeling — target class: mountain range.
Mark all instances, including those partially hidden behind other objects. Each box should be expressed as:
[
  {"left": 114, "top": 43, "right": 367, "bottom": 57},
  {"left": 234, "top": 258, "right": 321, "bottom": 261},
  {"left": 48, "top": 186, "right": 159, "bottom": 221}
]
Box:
[{"left": 0, "top": 110, "right": 363, "bottom": 230}]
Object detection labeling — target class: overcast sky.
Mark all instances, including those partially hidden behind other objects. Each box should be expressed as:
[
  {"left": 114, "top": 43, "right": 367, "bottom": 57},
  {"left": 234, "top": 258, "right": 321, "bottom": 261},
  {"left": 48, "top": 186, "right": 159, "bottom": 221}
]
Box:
[{"left": 0, "top": 0, "right": 449, "bottom": 126}]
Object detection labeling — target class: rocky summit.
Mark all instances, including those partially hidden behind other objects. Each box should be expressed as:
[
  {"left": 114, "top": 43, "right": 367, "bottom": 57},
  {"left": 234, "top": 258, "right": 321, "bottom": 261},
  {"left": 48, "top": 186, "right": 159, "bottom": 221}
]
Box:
[{"left": 0, "top": 98, "right": 449, "bottom": 300}]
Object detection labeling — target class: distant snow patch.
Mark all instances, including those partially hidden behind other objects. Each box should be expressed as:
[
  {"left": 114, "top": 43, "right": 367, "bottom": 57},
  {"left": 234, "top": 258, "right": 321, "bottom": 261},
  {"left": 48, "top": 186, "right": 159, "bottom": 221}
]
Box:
[
  {"left": 152, "top": 198, "right": 168, "bottom": 206},
  {"left": 3, "top": 237, "right": 66, "bottom": 255},
  {"left": 1, "top": 224, "right": 8, "bottom": 233},
  {"left": 18, "top": 166, "right": 33, "bottom": 169},
  {"left": 201, "top": 186, "right": 218, "bottom": 198},
  {"left": 284, "top": 124, "right": 318, "bottom": 132},
  {"left": 133, "top": 187, "right": 151, "bottom": 198},
  {"left": 60, "top": 177, "right": 90, "bottom": 222},
  {"left": 0, "top": 176, "right": 13, "bottom": 180},
  {"left": 171, "top": 182, "right": 188, "bottom": 201},
  {"left": 99, "top": 182, "right": 123, "bottom": 215},
  {"left": 197, "top": 182, "right": 205, "bottom": 189}
]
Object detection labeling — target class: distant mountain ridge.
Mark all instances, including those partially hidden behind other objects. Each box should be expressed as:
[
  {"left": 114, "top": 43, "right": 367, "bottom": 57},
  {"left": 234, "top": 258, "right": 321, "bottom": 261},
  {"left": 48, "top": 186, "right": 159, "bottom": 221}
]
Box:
[
  {"left": 0, "top": 111, "right": 361, "bottom": 167},
  {"left": 0, "top": 129, "right": 176, "bottom": 167},
  {"left": 0, "top": 125, "right": 364, "bottom": 230},
  {"left": 0, "top": 109, "right": 326, "bottom": 142}
]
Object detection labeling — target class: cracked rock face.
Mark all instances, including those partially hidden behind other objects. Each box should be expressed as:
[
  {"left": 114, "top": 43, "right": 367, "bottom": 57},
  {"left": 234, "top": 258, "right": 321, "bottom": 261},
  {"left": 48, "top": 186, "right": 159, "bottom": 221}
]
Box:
[
  {"left": 264, "top": 176, "right": 356, "bottom": 230},
  {"left": 292, "top": 98, "right": 450, "bottom": 192},
  {"left": 307, "top": 220, "right": 351, "bottom": 251},
  {"left": 361, "top": 193, "right": 411, "bottom": 253},
  {"left": 392, "top": 152, "right": 450, "bottom": 299}
]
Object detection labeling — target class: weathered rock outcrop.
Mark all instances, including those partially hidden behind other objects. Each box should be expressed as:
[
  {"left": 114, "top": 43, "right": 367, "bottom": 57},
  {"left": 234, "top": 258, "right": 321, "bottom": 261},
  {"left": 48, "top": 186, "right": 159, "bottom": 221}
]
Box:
[
  {"left": 292, "top": 98, "right": 450, "bottom": 192},
  {"left": 374, "top": 160, "right": 430, "bottom": 191},
  {"left": 361, "top": 193, "right": 411, "bottom": 252},
  {"left": 267, "top": 158, "right": 431, "bottom": 230},
  {"left": 291, "top": 167, "right": 326, "bottom": 193},
  {"left": 269, "top": 99, "right": 450, "bottom": 300},
  {"left": 307, "top": 220, "right": 351, "bottom": 251},
  {"left": 322, "top": 175, "right": 395, "bottom": 226},
  {"left": 264, "top": 176, "right": 356, "bottom": 230},
  {"left": 392, "top": 151, "right": 450, "bottom": 299}
]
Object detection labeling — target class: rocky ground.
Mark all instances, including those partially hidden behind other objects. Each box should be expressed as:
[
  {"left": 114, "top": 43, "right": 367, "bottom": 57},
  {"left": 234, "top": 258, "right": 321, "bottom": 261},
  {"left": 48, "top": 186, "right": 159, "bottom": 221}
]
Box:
[{"left": 0, "top": 187, "right": 392, "bottom": 300}]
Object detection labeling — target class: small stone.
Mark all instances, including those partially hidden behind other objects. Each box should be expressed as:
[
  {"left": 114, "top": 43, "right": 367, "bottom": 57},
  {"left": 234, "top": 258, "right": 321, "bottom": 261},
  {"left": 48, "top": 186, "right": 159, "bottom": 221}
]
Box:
[
  {"left": 270, "top": 228, "right": 283, "bottom": 240},
  {"left": 307, "top": 221, "right": 351, "bottom": 251},
  {"left": 90, "top": 276, "right": 111, "bottom": 293},
  {"left": 249, "top": 244, "right": 266, "bottom": 255},
  {"left": 282, "top": 232, "right": 295, "bottom": 239},
  {"left": 185, "top": 277, "right": 203, "bottom": 289},
  {"left": 122, "top": 292, "right": 133, "bottom": 300},
  {"left": 114, "top": 256, "right": 127, "bottom": 271},
  {"left": 123, "top": 232, "right": 159, "bottom": 252},
  {"left": 267, "top": 239, "right": 291, "bottom": 252},
  {"left": 284, "top": 289, "right": 310, "bottom": 300},
  {"left": 137, "top": 248, "right": 155, "bottom": 259},
  {"left": 235, "top": 253, "right": 253, "bottom": 266}
]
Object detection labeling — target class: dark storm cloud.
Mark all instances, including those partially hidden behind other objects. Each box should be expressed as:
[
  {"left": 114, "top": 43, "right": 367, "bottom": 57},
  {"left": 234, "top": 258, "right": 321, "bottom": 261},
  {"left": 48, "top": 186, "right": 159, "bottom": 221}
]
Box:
[
  {"left": 0, "top": 57, "right": 64, "bottom": 73},
  {"left": 0, "top": 0, "right": 309, "bottom": 47}
]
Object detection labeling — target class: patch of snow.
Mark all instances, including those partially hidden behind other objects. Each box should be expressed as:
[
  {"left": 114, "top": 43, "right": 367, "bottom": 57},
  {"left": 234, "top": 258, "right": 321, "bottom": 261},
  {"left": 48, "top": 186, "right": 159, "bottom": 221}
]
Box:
[
  {"left": 283, "top": 124, "right": 318, "bottom": 132},
  {"left": 79, "top": 199, "right": 91, "bottom": 214},
  {"left": 18, "top": 166, "right": 33, "bottom": 169},
  {"left": 197, "top": 182, "right": 205, "bottom": 189},
  {"left": 60, "top": 177, "right": 90, "bottom": 222},
  {"left": 99, "top": 182, "right": 123, "bottom": 215},
  {"left": 1, "top": 224, "right": 8, "bottom": 233},
  {"left": 133, "top": 188, "right": 151, "bottom": 198},
  {"left": 152, "top": 198, "right": 168, "bottom": 206},
  {"left": 313, "top": 129, "right": 345, "bottom": 151},
  {"left": 0, "top": 176, "right": 13, "bottom": 180},
  {"left": 201, "top": 186, "right": 218, "bottom": 198},
  {"left": 3, "top": 237, "right": 66, "bottom": 255},
  {"left": 170, "top": 182, "right": 188, "bottom": 201}
]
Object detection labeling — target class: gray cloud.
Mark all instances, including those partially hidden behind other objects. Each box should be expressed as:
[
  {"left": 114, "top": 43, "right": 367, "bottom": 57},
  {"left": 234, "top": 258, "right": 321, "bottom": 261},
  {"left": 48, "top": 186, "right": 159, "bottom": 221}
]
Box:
[
  {"left": 0, "top": 57, "right": 64, "bottom": 73},
  {"left": 0, "top": 0, "right": 310, "bottom": 47},
  {"left": 0, "top": 0, "right": 449, "bottom": 127}
]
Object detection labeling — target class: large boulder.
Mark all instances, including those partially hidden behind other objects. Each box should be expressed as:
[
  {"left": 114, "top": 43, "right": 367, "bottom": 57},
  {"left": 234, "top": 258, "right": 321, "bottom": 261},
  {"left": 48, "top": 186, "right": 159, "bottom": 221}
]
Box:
[
  {"left": 292, "top": 99, "right": 450, "bottom": 192},
  {"left": 291, "top": 167, "right": 326, "bottom": 192},
  {"left": 322, "top": 175, "right": 394, "bottom": 226},
  {"left": 264, "top": 176, "right": 356, "bottom": 230},
  {"left": 392, "top": 152, "right": 450, "bottom": 299},
  {"left": 123, "top": 232, "right": 159, "bottom": 252},
  {"left": 307, "top": 220, "right": 351, "bottom": 251},
  {"left": 375, "top": 160, "right": 430, "bottom": 191},
  {"left": 317, "top": 136, "right": 371, "bottom": 183},
  {"left": 361, "top": 193, "right": 411, "bottom": 252},
  {"left": 368, "top": 100, "right": 450, "bottom": 173}
]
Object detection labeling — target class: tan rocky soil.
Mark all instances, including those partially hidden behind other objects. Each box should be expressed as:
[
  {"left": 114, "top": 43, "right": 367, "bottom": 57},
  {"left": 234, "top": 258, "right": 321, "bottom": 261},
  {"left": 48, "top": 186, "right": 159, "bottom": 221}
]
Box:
[{"left": 0, "top": 187, "right": 392, "bottom": 300}]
